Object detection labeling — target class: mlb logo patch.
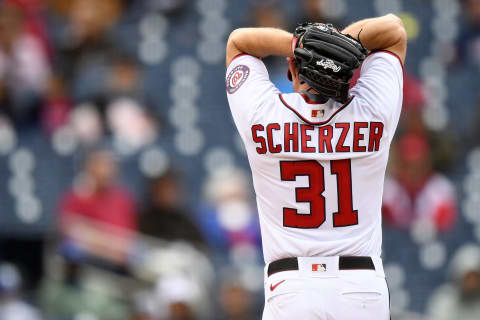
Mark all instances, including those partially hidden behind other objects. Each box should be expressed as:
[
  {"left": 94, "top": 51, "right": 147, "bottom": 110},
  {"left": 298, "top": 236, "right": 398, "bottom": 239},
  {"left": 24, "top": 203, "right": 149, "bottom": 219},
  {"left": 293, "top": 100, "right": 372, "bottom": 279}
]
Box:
[{"left": 312, "top": 264, "right": 327, "bottom": 272}]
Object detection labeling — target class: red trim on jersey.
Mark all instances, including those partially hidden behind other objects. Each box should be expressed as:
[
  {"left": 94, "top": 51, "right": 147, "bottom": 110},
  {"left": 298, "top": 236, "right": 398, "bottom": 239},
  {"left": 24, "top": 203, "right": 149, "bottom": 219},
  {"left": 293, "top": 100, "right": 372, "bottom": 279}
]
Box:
[
  {"left": 279, "top": 94, "right": 355, "bottom": 126},
  {"left": 367, "top": 50, "right": 404, "bottom": 73},
  {"left": 230, "top": 53, "right": 250, "bottom": 63}
]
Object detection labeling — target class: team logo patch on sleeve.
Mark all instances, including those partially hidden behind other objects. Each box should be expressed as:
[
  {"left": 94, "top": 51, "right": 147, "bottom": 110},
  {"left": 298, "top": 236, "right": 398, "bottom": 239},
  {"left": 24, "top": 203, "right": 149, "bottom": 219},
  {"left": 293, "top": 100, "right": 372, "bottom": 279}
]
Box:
[{"left": 226, "top": 65, "right": 250, "bottom": 94}]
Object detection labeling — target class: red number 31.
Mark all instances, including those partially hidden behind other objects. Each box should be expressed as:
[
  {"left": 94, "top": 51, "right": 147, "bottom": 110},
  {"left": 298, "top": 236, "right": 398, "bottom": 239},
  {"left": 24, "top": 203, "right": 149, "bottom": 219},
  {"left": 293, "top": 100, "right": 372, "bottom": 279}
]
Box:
[{"left": 280, "top": 159, "right": 358, "bottom": 229}]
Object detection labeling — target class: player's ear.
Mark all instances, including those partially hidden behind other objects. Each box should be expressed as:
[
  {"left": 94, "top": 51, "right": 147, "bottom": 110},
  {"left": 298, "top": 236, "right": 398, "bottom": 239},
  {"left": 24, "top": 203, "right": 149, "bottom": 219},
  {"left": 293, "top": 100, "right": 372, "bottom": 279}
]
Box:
[{"left": 286, "top": 57, "right": 297, "bottom": 82}]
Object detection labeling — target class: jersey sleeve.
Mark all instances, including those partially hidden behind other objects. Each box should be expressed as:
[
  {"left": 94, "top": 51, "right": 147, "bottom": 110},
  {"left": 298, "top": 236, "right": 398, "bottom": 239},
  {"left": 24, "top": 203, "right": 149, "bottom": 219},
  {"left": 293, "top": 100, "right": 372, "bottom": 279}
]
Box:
[
  {"left": 226, "top": 54, "right": 280, "bottom": 139},
  {"left": 350, "top": 51, "right": 404, "bottom": 140}
]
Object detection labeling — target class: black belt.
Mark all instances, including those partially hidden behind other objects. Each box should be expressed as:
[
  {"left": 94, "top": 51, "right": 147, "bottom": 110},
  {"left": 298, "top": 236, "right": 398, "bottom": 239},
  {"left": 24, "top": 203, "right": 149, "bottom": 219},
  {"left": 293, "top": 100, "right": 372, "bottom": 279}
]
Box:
[{"left": 267, "top": 256, "right": 375, "bottom": 277}]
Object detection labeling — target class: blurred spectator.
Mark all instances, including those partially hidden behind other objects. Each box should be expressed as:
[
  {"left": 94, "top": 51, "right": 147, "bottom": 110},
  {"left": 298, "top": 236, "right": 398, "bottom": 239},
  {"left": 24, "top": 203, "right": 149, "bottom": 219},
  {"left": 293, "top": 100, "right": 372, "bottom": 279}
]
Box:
[
  {"left": 69, "top": 102, "right": 104, "bottom": 145},
  {"left": 58, "top": 146, "right": 138, "bottom": 268},
  {"left": 8, "top": 0, "right": 50, "bottom": 56},
  {"left": 0, "top": 0, "right": 475, "bottom": 317},
  {"left": 99, "top": 56, "right": 158, "bottom": 153},
  {"left": 298, "top": 0, "right": 345, "bottom": 28},
  {"left": 40, "top": 72, "right": 72, "bottom": 134},
  {"left": 427, "top": 244, "right": 480, "bottom": 320},
  {"left": 105, "top": 56, "right": 145, "bottom": 102},
  {"left": 216, "top": 281, "right": 254, "bottom": 320},
  {"left": 133, "top": 275, "right": 204, "bottom": 320},
  {"left": 250, "top": 3, "right": 291, "bottom": 92},
  {"left": 0, "top": 263, "right": 42, "bottom": 320},
  {"left": 196, "top": 168, "right": 262, "bottom": 263},
  {"left": 382, "top": 133, "right": 457, "bottom": 231},
  {"left": 352, "top": 67, "right": 457, "bottom": 171},
  {"left": 353, "top": 68, "right": 457, "bottom": 172},
  {"left": 0, "top": 0, "right": 50, "bottom": 124},
  {"left": 456, "top": 0, "right": 480, "bottom": 65},
  {"left": 301, "top": 0, "right": 328, "bottom": 22},
  {"left": 401, "top": 72, "right": 427, "bottom": 114},
  {"left": 38, "top": 255, "right": 129, "bottom": 320},
  {"left": 157, "top": 276, "right": 199, "bottom": 320},
  {"left": 139, "top": 169, "right": 205, "bottom": 248},
  {"left": 106, "top": 97, "right": 158, "bottom": 154},
  {"left": 50, "top": 0, "right": 125, "bottom": 101},
  {"left": 250, "top": 2, "right": 286, "bottom": 29}
]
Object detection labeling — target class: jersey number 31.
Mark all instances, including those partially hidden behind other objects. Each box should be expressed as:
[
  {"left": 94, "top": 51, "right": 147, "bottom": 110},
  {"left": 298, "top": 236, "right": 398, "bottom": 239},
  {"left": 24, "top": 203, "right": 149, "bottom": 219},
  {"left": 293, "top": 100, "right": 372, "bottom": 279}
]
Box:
[{"left": 280, "top": 159, "right": 358, "bottom": 229}]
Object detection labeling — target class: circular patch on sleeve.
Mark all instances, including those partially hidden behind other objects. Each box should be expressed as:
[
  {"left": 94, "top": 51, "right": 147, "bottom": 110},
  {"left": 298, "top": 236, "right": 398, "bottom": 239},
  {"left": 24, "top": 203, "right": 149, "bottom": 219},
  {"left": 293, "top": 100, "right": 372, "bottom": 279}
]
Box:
[{"left": 226, "top": 65, "right": 250, "bottom": 94}]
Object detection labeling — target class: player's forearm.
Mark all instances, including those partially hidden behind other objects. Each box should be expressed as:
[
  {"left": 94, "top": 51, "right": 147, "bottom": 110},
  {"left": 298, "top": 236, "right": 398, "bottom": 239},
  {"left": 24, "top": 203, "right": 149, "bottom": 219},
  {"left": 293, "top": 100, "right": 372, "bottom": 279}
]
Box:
[
  {"left": 226, "top": 28, "right": 292, "bottom": 66},
  {"left": 342, "top": 14, "right": 406, "bottom": 52}
]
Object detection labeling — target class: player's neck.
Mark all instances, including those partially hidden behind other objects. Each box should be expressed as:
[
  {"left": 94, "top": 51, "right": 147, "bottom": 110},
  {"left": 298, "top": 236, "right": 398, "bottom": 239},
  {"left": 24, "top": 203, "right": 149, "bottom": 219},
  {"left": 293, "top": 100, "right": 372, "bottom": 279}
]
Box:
[{"left": 298, "top": 90, "right": 329, "bottom": 104}]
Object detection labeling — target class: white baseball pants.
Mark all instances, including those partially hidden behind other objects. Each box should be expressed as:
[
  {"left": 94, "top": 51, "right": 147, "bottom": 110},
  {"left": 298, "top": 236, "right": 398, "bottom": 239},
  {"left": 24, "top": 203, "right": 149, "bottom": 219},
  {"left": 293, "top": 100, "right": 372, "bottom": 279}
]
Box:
[{"left": 263, "top": 256, "right": 389, "bottom": 320}]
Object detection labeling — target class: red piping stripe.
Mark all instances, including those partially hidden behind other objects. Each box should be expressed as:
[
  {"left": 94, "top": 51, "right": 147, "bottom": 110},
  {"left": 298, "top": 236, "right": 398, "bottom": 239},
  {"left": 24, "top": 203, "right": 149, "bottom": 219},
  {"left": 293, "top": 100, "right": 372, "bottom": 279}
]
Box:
[
  {"left": 279, "top": 94, "right": 355, "bottom": 126},
  {"left": 367, "top": 50, "right": 404, "bottom": 73},
  {"left": 230, "top": 53, "right": 250, "bottom": 63}
]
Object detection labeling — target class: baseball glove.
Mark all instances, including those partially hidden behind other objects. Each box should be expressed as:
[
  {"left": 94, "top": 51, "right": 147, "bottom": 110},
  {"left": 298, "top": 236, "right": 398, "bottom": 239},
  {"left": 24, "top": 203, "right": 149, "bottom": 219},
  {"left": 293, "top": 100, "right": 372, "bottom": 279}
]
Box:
[{"left": 292, "top": 23, "right": 367, "bottom": 103}]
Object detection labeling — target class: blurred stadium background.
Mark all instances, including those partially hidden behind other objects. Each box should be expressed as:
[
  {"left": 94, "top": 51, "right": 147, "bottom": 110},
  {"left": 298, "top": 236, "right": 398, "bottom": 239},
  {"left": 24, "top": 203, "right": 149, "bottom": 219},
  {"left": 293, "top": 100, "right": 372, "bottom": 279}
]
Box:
[{"left": 0, "top": 0, "right": 479, "bottom": 319}]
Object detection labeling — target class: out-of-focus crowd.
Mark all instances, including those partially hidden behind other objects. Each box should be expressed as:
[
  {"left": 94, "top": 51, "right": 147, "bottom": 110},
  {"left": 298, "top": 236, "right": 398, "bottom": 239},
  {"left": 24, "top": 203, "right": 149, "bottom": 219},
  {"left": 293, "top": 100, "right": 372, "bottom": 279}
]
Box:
[
  {"left": 0, "top": 0, "right": 480, "bottom": 319},
  {"left": 0, "top": 0, "right": 265, "bottom": 319}
]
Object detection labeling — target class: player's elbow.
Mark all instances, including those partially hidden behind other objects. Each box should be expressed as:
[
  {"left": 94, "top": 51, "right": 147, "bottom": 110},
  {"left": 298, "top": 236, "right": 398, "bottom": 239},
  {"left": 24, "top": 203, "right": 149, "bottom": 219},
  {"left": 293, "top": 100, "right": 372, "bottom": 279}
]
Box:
[
  {"left": 226, "top": 28, "right": 248, "bottom": 66},
  {"left": 398, "top": 20, "right": 407, "bottom": 39},
  {"left": 384, "top": 14, "right": 407, "bottom": 44},
  {"left": 227, "top": 28, "right": 246, "bottom": 47},
  {"left": 393, "top": 23, "right": 407, "bottom": 47},
  {"left": 384, "top": 13, "right": 404, "bottom": 28}
]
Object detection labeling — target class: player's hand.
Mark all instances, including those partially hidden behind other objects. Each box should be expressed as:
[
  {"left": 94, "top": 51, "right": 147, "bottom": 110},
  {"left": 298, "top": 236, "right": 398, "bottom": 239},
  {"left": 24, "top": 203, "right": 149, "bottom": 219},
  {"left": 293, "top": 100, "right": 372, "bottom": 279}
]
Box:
[{"left": 292, "top": 23, "right": 368, "bottom": 102}]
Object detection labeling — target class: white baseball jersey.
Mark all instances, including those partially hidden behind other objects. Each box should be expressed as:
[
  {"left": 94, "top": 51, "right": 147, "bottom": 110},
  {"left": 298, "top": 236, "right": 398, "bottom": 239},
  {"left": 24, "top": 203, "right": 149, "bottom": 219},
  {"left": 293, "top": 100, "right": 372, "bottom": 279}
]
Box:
[{"left": 226, "top": 52, "right": 403, "bottom": 264}]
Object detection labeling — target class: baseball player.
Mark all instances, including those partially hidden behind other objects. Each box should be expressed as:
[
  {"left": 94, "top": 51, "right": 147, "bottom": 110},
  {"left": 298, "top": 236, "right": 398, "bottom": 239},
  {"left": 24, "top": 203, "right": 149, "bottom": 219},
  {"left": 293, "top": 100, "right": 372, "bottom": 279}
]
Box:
[{"left": 225, "top": 13, "right": 406, "bottom": 320}]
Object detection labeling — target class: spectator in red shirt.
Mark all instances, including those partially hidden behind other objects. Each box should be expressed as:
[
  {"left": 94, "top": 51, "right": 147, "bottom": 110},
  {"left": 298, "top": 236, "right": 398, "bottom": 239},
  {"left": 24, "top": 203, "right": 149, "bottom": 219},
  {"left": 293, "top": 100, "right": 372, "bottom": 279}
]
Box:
[
  {"left": 58, "top": 147, "right": 137, "bottom": 267},
  {"left": 382, "top": 133, "right": 457, "bottom": 232}
]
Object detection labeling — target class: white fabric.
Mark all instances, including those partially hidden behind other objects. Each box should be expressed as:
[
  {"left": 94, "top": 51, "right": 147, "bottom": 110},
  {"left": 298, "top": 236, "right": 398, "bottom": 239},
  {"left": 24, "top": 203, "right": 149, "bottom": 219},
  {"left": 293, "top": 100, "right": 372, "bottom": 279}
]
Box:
[
  {"left": 227, "top": 52, "right": 402, "bottom": 319},
  {"left": 0, "top": 34, "right": 50, "bottom": 94},
  {"left": 227, "top": 52, "right": 403, "bottom": 265},
  {"left": 263, "top": 263, "right": 389, "bottom": 320},
  {"left": 0, "top": 301, "right": 42, "bottom": 320}
]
